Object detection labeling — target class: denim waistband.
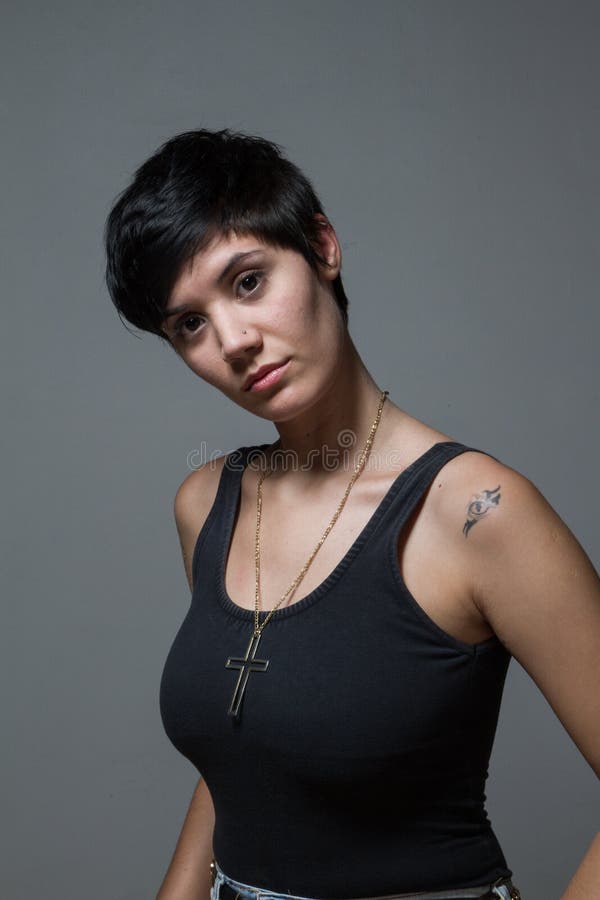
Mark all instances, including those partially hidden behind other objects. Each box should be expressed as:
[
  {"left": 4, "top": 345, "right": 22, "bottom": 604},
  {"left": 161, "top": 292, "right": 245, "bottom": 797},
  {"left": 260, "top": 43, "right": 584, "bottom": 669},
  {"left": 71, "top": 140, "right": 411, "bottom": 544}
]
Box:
[{"left": 209, "top": 859, "right": 521, "bottom": 900}]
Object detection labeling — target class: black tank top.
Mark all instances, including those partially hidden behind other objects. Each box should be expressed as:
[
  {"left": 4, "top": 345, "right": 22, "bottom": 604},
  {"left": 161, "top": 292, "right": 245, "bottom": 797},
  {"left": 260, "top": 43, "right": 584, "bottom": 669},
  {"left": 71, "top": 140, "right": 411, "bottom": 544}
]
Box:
[{"left": 159, "top": 441, "right": 514, "bottom": 897}]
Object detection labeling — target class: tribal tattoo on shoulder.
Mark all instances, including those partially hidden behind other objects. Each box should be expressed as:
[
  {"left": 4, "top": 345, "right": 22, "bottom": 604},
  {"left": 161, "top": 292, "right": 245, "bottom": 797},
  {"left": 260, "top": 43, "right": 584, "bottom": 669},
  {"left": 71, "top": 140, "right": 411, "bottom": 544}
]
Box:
[{"left": 463, "top": 485, "right": 501, "bottom": 537}]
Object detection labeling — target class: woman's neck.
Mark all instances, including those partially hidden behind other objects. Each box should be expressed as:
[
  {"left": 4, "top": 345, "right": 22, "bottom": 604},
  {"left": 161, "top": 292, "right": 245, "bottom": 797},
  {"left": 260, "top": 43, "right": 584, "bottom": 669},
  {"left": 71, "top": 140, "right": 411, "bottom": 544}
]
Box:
[{"left": 266, "top": 359, "right": 397, "bottom": 482}]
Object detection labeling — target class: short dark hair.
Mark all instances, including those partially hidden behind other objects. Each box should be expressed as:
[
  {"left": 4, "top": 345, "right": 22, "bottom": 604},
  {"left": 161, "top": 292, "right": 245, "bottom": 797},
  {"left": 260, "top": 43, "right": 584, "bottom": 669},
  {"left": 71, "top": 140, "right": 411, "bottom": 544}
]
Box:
[{"left": 104, "top": 128, "right": 349, "bottom": 343}]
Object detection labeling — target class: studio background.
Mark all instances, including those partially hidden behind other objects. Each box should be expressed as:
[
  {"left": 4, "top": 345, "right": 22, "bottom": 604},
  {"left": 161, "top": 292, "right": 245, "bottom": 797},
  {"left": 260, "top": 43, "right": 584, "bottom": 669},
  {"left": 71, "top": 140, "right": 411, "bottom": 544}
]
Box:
[{"left": 2, "top": 2, "right": 598, "bottom": 898}]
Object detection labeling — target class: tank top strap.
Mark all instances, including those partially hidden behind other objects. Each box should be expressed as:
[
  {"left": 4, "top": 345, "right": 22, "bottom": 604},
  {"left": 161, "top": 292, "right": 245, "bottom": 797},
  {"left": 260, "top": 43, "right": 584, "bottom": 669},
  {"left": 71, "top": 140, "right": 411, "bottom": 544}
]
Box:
[
  {"left": 216, "top": 442, "right": 271, "bottom": 536},
  {"left": 190, "top": 444, "right": 259, "bottom": 589}
]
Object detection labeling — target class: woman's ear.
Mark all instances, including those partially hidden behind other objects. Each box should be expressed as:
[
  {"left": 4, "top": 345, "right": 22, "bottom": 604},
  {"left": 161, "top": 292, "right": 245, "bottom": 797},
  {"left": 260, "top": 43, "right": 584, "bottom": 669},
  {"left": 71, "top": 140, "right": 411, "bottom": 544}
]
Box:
[{"left": 311, "top": 213, "right": 342, "bottom": 282}]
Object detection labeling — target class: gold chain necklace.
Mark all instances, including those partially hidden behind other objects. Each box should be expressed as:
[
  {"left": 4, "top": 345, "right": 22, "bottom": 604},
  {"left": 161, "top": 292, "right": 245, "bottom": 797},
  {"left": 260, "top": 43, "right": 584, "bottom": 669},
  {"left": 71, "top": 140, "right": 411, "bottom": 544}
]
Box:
[{"left": 225, "top": 389, "right": 389, "bottom": 719}]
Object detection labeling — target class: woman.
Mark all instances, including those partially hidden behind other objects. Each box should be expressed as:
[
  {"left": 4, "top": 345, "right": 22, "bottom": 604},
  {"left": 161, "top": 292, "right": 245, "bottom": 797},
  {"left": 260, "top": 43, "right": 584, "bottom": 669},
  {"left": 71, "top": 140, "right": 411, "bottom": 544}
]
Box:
[{"left": 104, "top": 129, "right": 600, "bottom": 900}]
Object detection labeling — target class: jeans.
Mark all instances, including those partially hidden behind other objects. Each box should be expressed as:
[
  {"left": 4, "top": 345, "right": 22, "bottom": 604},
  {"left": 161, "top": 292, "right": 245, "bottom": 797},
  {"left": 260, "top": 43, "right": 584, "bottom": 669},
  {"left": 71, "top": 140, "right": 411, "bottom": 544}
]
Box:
[{"left": 209, "top": 859, "right": 522, "bottom": 900}]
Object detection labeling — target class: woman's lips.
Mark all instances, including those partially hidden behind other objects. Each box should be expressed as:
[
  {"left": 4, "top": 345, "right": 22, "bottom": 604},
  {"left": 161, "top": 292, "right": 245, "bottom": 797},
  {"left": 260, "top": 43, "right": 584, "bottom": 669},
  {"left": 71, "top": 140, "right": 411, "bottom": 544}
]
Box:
[{"left": 247, "top": 359, "right": 291, "bottom": 392}]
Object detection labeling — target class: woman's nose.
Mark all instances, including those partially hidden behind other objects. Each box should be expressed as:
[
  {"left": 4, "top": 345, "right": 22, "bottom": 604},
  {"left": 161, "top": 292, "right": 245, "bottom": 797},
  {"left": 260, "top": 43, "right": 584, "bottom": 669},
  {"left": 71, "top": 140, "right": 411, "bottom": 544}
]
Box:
[{"left": 219, "top": 323, "right": 262, "bottom": 361}]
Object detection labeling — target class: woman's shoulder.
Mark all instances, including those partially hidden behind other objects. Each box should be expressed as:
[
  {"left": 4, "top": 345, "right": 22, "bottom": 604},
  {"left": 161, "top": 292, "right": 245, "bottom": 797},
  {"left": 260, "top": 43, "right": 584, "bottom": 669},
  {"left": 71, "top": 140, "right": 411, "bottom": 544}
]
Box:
[
  {"left": 421, "top": 432, "right": 535, "bottom": 549},
  {"left": 172, "top": 443, "right": 258, "bottom": 590},
  {"left": 173, "top": 440, "right": 267, "bottom": 520},
  {"left": 393, "top": 414, "right": 533, "bottom": 538},
  {"left": 174, "top": 442, "right": 250, "bottom": 507},
  {"left": 175, "top": 454, "right": 226, "bottom": 515},
  {"left": 171, "top": 456, "right": 227, "bottom": 588}
]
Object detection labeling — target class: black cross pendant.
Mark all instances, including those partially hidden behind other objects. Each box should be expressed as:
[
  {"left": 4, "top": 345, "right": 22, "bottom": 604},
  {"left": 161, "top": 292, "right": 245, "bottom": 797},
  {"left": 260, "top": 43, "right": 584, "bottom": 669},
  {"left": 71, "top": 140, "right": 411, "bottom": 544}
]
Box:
[{"left": 225, "top": 630, "right": 269, "bottom": 719}]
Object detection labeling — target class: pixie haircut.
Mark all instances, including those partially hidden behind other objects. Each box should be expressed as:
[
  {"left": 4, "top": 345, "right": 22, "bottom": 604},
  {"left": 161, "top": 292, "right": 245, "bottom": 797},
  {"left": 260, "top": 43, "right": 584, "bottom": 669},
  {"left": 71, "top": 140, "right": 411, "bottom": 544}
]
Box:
[{"left": 104, "top": 128, "right": 349, "bottom": 343}]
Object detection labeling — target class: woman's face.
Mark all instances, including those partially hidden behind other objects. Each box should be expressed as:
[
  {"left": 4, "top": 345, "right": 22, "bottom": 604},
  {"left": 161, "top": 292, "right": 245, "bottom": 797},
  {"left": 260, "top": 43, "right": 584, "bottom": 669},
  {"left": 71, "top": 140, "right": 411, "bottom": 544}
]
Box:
[{"left": 161, "top": 226, "right": 346, "bottom": 422}]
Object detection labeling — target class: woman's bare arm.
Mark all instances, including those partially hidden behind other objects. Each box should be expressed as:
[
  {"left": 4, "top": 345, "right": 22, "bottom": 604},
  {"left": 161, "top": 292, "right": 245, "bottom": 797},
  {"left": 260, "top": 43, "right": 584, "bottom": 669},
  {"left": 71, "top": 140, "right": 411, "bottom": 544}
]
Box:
[
  {"left": 456, "top": 456, "right": 600, "bottom": 897},
  {"left": 157, "top": 460, "right": 225, "bottom": 899},
  {"left": 156, "top": 776, "right": 215, "bottom": 900}
]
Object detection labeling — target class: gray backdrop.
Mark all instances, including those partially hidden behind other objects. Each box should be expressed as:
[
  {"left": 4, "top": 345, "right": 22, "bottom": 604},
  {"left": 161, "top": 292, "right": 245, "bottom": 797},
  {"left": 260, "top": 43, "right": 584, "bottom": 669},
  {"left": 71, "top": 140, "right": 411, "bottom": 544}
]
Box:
[{"left": 2, "top": 2, "right": 598, "bottom": 898}]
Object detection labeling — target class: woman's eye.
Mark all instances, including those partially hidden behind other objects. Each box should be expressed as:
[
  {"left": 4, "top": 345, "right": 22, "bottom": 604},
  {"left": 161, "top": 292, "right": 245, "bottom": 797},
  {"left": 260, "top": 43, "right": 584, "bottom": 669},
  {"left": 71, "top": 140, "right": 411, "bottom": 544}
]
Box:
[
  {"left": 173, "top": 314, "right": 205, "bottom": 339},
  {"left": 236, "top": 270, "right": 263, "bottom": 295}
]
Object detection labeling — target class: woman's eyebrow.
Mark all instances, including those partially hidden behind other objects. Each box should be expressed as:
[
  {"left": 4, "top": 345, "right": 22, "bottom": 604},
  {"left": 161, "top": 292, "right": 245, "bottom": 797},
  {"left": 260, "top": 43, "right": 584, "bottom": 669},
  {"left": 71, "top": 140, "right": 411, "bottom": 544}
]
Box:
[{"left": 164, "top": 248, "right": 265, "bottom": 320}]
